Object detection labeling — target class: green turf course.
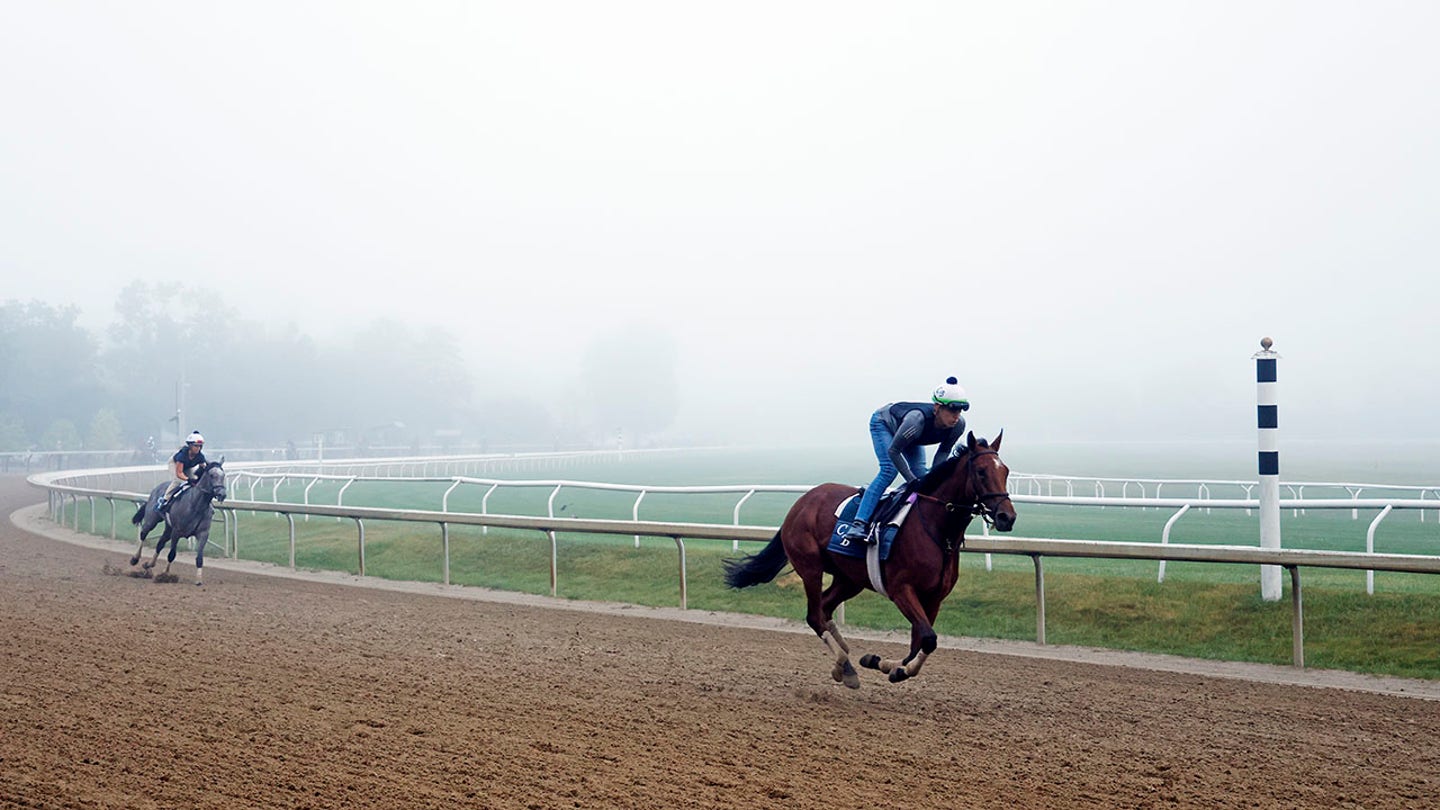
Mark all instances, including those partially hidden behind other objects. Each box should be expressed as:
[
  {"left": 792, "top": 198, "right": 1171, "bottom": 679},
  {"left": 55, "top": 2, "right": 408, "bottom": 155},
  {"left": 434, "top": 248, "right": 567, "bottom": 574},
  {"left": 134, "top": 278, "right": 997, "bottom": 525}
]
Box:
[{"left": 59, "top": 446, "right": 1440, "bottom": 679}]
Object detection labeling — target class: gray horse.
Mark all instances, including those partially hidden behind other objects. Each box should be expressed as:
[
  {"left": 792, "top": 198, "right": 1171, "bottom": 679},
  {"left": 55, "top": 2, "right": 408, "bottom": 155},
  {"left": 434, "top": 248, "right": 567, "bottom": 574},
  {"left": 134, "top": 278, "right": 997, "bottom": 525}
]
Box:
[{"left": 129, "top": 458, "right": 228, "bottom": 585}]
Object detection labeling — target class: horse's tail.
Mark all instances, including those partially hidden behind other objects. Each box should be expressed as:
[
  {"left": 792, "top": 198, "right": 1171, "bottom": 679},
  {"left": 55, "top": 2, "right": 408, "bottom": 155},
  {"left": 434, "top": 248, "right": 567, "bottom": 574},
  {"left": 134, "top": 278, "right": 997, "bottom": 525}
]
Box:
[
  {"left": 131, "top": 501, "right": 147, "bottom": 525},
  {"left": 722, "top": 531, "right": 790, "bottom": 589}
]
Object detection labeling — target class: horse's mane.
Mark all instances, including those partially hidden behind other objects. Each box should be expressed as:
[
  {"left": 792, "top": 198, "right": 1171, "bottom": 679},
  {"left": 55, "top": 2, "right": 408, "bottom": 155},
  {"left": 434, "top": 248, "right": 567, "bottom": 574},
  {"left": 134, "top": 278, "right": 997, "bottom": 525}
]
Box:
[{"left": 915, "top": 441, "right": 989, "bottom": 496}]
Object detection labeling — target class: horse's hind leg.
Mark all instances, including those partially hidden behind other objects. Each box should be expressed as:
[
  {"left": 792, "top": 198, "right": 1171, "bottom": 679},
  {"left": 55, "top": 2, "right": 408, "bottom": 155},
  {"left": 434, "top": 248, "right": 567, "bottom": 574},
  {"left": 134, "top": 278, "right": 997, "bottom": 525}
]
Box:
[
  {"left": 819, "top": 576, "right": 864, "bottom": 658},
  {"left": 131, "top": 514, "right": 156, "bottom": 566},
  {"left": 805, "top": 572, "right": 863, "bottom": 690},
  {"left": 147, "top": 528, "right": 172, "bottom": 571}
]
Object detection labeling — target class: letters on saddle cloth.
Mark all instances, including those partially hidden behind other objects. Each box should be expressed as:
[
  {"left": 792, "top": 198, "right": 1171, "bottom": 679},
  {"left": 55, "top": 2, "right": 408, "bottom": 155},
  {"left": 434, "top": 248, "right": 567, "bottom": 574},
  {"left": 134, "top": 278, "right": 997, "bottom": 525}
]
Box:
[{"left": 826, "top": 490, "right": 913, "bottom": 560}]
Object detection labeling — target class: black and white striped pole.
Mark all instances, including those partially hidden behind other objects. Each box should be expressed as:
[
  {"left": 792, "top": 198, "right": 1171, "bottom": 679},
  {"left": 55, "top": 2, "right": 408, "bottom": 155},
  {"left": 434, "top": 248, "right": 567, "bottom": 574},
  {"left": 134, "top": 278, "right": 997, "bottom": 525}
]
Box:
[{"left": 1254, "top": 336, "right": 1282, "bottom": 601}]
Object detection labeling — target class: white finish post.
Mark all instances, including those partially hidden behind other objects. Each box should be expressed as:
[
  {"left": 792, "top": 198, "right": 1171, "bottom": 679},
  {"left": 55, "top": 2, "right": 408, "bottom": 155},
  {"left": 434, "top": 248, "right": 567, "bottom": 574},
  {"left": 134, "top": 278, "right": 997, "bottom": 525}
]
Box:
[{"left": 1255, "top": 337, "right": 1282, "bottom": 601}]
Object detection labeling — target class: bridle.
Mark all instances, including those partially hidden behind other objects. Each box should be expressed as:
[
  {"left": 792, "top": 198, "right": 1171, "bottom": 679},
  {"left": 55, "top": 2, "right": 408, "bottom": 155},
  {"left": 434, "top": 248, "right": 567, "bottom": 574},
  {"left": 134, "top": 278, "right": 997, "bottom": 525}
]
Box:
[
  {"left": 164, "top": 465, "right": 226, "bottom": 530},
  {"left": 913, "top": 449, "right": 1010, "bottom": 544},
  {"left": 194, "top": 464, "right": 226, "bottom": 504}
]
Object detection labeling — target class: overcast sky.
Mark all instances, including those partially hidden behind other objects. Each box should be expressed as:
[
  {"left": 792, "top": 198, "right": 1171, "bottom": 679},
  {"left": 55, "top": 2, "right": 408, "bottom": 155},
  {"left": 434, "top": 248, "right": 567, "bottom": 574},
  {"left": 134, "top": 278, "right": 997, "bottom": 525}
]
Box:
[{"left": 3, "top": 2, "right": 1438, "bottom": 451}]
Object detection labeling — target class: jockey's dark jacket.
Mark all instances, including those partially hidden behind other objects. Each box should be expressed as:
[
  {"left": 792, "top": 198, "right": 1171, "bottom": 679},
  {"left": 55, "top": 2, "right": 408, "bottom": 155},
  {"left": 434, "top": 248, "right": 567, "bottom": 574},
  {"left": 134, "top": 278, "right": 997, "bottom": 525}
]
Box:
[
  {"left": 172, "top": 447, "right": 208, "bottom": 477},
  {"left": 881, "top": 402, "right": 965, "bottom": 482}
]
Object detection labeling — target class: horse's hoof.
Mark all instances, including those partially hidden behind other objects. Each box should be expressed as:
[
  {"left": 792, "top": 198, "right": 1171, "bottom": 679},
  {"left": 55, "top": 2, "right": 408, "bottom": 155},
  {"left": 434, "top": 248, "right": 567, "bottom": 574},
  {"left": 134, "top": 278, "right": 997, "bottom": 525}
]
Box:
[
  {"left": 859, "top": 654, "right": 882, "bottom": 670},
  {"left": 841, "top": 661, "right": 861, "bottom": 690},
  {"left": 141, "top": 561, "right": 153, "bottom": 571},
  {"left": 888, "top": 669, "right": 911, "bottom": 683},
  {"left": 831, "top": 663, "right": 845, "bottom": 683},
  {"left": 128, "top": 556, "right": 139, "bottom": 566}
]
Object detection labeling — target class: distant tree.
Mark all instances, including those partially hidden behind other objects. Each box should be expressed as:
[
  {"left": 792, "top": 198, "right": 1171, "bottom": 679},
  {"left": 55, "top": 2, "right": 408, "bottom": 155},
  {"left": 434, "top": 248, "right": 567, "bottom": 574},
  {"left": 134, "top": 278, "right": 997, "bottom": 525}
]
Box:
[
  {"left": 330, "top": 319, "right": 473, "bottom": 440},
  {"left": 0, "top": 411, "right": 27, "bottom": 451},
  {"left": 201, "top": 321, "right": 326, "bottom": 442},
  {"left": 102, "top": 281, "right": 241, "bottom": 442},
  {"left": 580, "top": 322, "right": 679, "bottom": 443},
  {"left": 470, "top": 395, "right": 557, "bottom": 450},
  {"left": 86, "top": 408, "right": 125, "bottom": 450},
  {"left": 40, "top": 419, "right": 82, "bottom": 450},
  {"left": 0, "top": 300, "right": 102, "bottom": 437}
]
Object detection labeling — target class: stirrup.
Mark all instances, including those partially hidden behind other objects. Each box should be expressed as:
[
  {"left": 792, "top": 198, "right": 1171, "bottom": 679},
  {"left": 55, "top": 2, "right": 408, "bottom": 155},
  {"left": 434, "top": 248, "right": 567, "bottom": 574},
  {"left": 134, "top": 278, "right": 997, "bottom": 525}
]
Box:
[{"left": 843, "top": 520, "right": 870, "bottom": 543}]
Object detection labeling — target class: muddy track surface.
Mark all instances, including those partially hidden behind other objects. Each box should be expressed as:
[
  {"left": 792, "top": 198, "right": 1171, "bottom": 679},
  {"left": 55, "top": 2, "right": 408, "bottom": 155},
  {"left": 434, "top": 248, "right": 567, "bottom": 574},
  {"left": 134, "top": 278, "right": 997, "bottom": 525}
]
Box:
[{"left": 3, "top": 475, "right": 1438, "bottom": 809}]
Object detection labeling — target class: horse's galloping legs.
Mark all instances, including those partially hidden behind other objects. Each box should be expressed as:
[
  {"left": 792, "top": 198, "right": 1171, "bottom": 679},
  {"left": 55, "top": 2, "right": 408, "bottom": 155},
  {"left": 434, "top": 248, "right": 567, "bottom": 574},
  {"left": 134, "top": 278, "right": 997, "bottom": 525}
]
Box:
[
  {"left": 131, "top": 512, "right": 157, "bottom": 566},
  {"left": 859, "top": 586, "right": 938, "bottom": 683},
  {"left": 818, "top": 577, "right": 864, "bottom": 689},
  {"left": 147, "top": 527, "right": 172, "bottom": 571},
  {"left": 800, "top": 568, "right": 862, "bottom": 689},
  {"left": 192, "top": 531, "right": 207, "bottom": 586}
]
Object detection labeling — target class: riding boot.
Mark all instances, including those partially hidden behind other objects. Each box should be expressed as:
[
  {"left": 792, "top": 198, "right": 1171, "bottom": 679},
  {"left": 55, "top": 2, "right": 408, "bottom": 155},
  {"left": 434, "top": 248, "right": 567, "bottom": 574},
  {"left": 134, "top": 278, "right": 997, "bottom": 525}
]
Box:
[{"left": 843, "top": 519, "right": 871, "bottom": 544}]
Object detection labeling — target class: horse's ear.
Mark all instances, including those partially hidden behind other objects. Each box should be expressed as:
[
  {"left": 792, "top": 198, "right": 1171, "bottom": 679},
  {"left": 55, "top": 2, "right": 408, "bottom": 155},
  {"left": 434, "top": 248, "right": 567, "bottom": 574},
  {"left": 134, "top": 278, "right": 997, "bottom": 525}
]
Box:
[
  {"left": 217, "top": 455, "right": 225, "bottom": 467},
  {"left": 991, "top": 430, "right": 1003, "bottom": 452},
  {"left": 966, "top": 431, "right": 978, "bottom": 451}
]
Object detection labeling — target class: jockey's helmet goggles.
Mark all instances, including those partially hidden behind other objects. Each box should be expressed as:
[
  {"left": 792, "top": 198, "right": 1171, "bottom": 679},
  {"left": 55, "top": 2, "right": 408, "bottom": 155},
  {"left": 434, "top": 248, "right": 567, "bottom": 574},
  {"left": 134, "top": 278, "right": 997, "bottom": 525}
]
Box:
[{"left": 938, "top": 400, "right": 969, "bottom": 413}]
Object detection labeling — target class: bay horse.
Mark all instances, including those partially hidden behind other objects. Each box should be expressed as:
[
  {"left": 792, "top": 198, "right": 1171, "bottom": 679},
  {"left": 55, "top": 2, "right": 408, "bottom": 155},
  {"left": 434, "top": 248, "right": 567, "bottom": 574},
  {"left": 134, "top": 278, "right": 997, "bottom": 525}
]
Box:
[
  {"left": 129, "top": 458, "right": 228, "bottom": 585},
  {"left": 723, "top": 432, "right": 1015, "bottom": 688}
]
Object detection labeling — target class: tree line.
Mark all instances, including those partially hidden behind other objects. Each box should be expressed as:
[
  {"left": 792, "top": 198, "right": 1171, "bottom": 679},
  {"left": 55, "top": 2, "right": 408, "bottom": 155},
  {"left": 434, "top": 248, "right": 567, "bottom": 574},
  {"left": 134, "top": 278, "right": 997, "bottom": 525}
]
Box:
[
  {"left": 1, "top": 282, "right": 682, "bottom": 455},
  {"left": 2, "top": 282, "right": 512, "bottom": 453}
]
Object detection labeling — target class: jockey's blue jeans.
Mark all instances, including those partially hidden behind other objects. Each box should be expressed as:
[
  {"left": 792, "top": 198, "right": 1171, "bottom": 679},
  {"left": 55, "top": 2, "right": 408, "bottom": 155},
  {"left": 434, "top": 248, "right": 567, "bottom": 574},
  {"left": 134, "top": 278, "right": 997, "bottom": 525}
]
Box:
[{"left": 855, "top": 410, "right": 926, "bottom": 525}]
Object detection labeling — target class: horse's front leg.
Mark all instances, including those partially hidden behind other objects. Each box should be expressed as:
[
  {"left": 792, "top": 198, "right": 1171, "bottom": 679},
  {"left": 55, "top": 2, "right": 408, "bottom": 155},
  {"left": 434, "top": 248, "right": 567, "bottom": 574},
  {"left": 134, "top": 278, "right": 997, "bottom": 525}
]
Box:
[
  {"left": 191, "top": 527, "right": 208, "bottom": 586},
  {"left": 859, "top": 587, "right": 937, "bottom": 683},
  {"left": 147, "top": 526, "right": 172, "bottom": 570}
]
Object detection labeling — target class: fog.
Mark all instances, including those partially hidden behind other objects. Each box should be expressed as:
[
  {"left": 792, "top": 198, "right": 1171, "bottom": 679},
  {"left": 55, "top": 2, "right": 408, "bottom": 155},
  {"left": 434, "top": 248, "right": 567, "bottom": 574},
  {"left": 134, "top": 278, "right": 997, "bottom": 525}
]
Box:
[{"left": 4, "top": 3, "right": 1439, "bottom": 453}]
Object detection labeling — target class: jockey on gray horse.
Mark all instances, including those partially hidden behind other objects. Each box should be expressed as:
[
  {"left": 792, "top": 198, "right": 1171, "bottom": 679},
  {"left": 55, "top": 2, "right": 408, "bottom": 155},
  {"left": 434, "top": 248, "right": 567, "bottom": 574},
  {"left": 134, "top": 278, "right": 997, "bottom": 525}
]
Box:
[
  {"left": 158, "top": 431, "right": 207, "bottom": 512},
  {"left": 131, "top": 435, "right": 227, "bottom": 585}
]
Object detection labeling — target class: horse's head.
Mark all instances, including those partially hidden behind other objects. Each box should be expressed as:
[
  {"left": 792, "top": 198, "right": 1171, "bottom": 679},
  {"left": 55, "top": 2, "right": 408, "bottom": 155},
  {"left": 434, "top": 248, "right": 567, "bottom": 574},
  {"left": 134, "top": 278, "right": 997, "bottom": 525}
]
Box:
[
  {"left": 964, "top": 431, "right": 1015, "bottom": 532},
  {"left": 202, "top": 456, "right": 227, "bottom": 502},
  {"left": 920, "top": 431, "right": 1017, "bottom": 533}
]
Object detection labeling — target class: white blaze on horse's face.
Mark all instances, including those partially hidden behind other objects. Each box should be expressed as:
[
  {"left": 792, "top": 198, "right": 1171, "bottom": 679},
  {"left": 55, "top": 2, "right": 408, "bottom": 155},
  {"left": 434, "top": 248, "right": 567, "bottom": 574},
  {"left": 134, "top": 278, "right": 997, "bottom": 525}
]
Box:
[
  {"left": 977, "top": 453, "right": 1016, "bottom": 532},
  {"left": 985, "top": 453, "right": 1008, "bottom": 482}
]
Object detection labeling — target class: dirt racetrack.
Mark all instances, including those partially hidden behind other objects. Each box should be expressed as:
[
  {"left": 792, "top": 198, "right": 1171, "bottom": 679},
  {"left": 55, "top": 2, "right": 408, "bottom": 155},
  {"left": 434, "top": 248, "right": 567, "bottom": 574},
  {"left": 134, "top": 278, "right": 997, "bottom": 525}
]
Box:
[{"left": 4, "top": 475, "right": 1439, "bottom": 809}]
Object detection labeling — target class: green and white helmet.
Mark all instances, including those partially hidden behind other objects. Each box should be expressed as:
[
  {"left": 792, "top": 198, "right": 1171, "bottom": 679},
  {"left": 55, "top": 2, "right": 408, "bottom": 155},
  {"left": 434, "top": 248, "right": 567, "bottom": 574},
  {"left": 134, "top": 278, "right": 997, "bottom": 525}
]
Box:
[{"left": 932, "top": 377, "right": 969, "bottom": 411}]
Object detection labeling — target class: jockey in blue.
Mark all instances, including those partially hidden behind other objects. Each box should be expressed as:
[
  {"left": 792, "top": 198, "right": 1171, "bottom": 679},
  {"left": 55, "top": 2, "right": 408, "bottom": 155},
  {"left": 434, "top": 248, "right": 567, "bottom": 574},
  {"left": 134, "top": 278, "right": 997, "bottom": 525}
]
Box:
[
  {"left": 843, "top": 378, "right": 969, "bottom": 544},
  {"left": 159, "top": 431, "right": 208, "bottom": 512}
]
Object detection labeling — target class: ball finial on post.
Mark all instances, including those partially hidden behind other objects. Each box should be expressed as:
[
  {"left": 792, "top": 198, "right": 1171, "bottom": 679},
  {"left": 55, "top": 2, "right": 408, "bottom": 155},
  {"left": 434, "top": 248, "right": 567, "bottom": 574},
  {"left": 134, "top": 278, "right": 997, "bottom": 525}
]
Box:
[{"left": 1260, "top": 336, "right": 1273, "bottom": 351}]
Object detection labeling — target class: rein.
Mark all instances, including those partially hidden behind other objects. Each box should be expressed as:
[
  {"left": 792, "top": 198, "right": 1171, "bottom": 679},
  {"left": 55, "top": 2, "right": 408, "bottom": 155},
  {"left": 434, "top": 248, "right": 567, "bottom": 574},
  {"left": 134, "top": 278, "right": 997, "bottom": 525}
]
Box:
[
  {"left": 912, "top": 449, "right": 1008, "bottom": 549},
  {"left": 167, "top": 468, "right": 224, "bottom": 531}
]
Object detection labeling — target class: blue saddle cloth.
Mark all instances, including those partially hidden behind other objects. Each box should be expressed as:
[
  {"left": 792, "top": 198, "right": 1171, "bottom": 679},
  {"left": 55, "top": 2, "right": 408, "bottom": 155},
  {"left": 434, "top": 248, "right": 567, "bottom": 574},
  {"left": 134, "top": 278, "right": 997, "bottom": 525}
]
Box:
[{"left": 826, "top": 494, "right": 900, "bottom": 560}]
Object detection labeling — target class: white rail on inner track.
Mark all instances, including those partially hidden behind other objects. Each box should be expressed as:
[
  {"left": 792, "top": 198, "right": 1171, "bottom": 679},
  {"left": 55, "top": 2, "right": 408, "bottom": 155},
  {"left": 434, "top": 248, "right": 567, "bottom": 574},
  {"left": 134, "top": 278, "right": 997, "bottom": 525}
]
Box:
[{"left": 29, "top": 465, "right": 1440, "bottom": 670}]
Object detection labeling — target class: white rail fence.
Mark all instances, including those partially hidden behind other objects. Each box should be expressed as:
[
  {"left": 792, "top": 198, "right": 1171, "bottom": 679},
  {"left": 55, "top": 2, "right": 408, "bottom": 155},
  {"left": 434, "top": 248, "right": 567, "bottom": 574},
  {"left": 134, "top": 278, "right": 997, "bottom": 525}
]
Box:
[
  {"left": 29, "top": 463, "right": 1440, "bottom": 669},
  {"left": 218, "top": 468, "right": 1440, "bottom": 598}
]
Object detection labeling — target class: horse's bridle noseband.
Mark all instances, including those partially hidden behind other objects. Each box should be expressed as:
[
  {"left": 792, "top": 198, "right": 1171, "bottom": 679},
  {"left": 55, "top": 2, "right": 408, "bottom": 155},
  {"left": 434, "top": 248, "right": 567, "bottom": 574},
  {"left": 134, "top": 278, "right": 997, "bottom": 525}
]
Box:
[{"left": 914, "top": 449, "right": 1010, "bottom": 531}]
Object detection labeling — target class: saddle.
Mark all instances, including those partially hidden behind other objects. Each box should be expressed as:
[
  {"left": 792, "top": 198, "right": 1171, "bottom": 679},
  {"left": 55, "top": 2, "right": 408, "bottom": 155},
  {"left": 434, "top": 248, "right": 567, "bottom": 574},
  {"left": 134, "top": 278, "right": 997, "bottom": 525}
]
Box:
[
  {"left": 826, "top": 485, "right": 918, "bottom": 560},
  {"left": 872, "top": 479, "right": 920, "bottom": 526},
  {"left": 157, "top": 481, "right": 193, "bottom": 514}
]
